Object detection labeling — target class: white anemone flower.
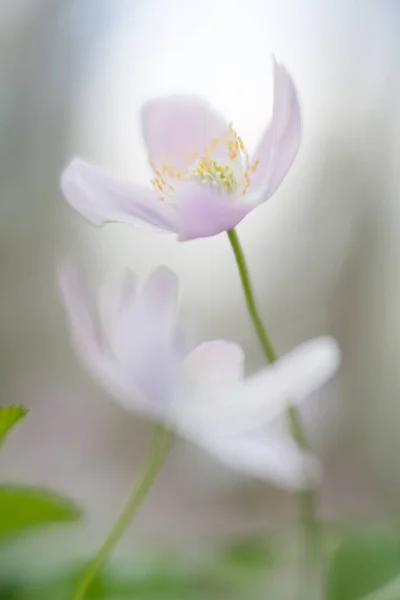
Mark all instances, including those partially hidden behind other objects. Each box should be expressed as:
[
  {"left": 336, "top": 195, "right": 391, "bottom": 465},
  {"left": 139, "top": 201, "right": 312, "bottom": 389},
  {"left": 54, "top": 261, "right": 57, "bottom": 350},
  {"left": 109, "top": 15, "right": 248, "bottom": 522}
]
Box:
[{"left": 59, "top": 265, "right": 340, "bottom": 490}]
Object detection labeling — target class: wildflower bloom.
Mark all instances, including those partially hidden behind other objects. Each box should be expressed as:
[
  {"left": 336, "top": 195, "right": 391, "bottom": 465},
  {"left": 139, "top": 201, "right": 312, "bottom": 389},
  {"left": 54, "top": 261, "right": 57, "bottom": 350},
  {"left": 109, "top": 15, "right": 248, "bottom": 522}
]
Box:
[
  {"left": 59, "top": 266, "right": 340, "bottom": 490},
  {"left": 61, "top": 58, "right": 301, "bottom": 241}
]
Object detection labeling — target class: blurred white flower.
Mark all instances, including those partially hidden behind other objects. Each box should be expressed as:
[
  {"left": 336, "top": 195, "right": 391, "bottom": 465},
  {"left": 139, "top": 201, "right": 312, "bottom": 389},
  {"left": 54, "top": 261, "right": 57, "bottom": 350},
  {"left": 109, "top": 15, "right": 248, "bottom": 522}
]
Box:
[
  {"left": 61, "top": 58, "right": 300, "bottom": 241},
  {"left": 59, "top": 265, "right": 340, "bottom": 490}
]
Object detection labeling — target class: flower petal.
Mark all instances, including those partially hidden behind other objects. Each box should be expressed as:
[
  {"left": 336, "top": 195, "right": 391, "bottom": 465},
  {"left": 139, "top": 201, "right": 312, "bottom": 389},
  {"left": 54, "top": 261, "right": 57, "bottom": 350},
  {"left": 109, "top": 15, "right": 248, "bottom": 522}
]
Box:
[
  {"left": 176, "top": 336, "right": 340, "bottom": 438},
  {"left": 139, "top": 267, "right": 180, "bottom": 340},
  {"left": 177, "top": 183, "right": 252, "bottom": 241},
  {"left": 196, "top": 430, "right": 320, "bottom": 490},
  {"left": 172, "top": 340, "right": 245, "bottom": 435},
  {"left": 219, "top": 336, "right": 340, "bottom": 431},
  {"left": 183, "top": 340, "right": 245, "bottom": 391},
  {"left": 59, "top": 265, "right": 167, "bottom": 420},
  {"left": 142, "top": 96, "right": 229, "bottom": 170},
  {"left": 58, "top": 265, "right": 139, "bottom": 403},
  {"left": 100, "top": 270, "right": 137, "bottom": 340},
  {"left": 272, "top": 336, "right": 341, "bottom": 402},
  {"left": 110, "top": 268, "right": 181, "bottom": 407},
  {"left": 61, "top": 158, "right": 177, "bottom": 232},
  {"left": 249, "top": 58, "right": 301, "bottom": 202}
]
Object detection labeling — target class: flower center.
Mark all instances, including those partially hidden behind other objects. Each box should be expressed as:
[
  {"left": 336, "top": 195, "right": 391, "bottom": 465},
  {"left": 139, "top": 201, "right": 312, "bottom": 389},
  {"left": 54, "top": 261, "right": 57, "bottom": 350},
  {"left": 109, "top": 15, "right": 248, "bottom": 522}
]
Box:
[
  {"left": 191, "top": 158, "right": 237, "bottom": 193},
  {"left": 149, "top": 123, "right": 259, "bottom": 202}
]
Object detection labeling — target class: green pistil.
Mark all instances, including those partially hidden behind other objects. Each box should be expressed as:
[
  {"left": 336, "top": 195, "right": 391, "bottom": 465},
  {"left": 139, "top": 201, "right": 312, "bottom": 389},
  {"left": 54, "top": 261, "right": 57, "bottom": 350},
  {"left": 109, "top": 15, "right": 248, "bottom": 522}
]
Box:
[{"left": 192, "top": 160, "right": 237, "bottom": 193}]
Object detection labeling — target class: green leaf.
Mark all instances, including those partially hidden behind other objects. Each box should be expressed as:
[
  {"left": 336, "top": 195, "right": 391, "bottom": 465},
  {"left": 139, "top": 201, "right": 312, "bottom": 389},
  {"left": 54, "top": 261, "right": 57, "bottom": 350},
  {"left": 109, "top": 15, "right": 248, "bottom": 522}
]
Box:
[
  {"left": 4, "top": 569, "right": 231, "bottom": 600},
  {"left": 0, "top": 406, "right": 27, "bottom": 444},
  {"left": 220, "top": 537, "right": 271, "bottom": 570},
  {"left": 360, "top": 574, "right": 400, "bottom": 600},
  {"left": 0, "top": 484, "right": 80, "bottom": 542},
  {"left": 326, "top": 531, "right": 400, "bottom": 600}
]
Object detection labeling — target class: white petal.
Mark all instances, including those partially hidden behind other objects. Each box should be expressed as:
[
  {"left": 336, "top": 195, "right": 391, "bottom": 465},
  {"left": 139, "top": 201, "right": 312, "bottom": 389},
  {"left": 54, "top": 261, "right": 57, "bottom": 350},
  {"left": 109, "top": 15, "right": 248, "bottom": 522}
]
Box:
[
  {"left": 99, "top": 270, "right": 137, "bottom": 340},
  {"left": 249, "top": 58, "right": 301, "bottom": 202},
  {"left": 182, "top": 340, "right": 245, "bottom": 391},
  {"left": 195, "top": 430, "right": 320, "bottom": 490},
  {"left": 58, "top": 264, "right": 166, "bottom": 420},
  {"left": 172, "top": 341, "right": 245, "bottom": 431},
  {"left": 230, "top": 336, "right": 341, "bottom": 422},
  {"left": 61, "top": 158, "right": 177, "bottom": 232},
  {"left": 142, "top": 96, "right": 229, "bottom": 169},
  {"left": 58, "top": 264, "right": 111, "bottom": 379},
  {"left": 176, "top": 336, "right": 340, "bottom": 438},
  {"left": 139, "top": 267, "right": 180, "bottom": 340},
  {"left": 272, "top": 336, "right": 341, "bottom": 402},
  {"left": 110, "top": 268, "right": 182, "bottom": 407}
]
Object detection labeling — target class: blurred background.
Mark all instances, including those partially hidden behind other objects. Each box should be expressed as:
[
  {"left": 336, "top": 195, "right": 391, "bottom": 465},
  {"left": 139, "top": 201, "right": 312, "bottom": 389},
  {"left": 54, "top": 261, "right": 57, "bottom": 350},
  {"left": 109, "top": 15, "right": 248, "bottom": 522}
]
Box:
[{"left": 1, "top": 0, "right": 400, "bottom": 596}]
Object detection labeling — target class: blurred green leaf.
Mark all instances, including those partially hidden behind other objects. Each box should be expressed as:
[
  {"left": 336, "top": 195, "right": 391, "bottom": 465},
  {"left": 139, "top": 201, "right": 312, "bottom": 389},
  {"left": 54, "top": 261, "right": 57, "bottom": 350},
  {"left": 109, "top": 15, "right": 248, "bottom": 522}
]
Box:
[
  {"left": 0, "top": 535, "right": 275, "bottom": 599},
  {"left": 0, "top": 406, "right": 27, "bottom": 444},
  {"left": 0, "top": 484, "right": 80, "bottom": 543},
  {"left": 5, "top": 569, "right": 230, "bottom": 600},
  {"left": 360, "top": 574, "right": 400, "bottom": 600},
  {"left": 220, "top": 537, "right": 271, "bottom": 570},
  {"left": 326, "top": 531, "right": 400, "bottom": 600},
  {"left": 0, "top": 586, "right": 18, "bottom": 600}
]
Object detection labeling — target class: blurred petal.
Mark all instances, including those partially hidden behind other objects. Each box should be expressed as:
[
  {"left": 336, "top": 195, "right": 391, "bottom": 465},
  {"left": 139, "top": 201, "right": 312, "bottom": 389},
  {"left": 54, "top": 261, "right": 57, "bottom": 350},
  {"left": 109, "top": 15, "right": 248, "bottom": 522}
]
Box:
[
  {"left": 272, "top": 336, "right": 341, "bottom": 402},
  {"left": 61, "top": 158, "right": 177, "bottom": 232},
  {"left": 58, "top": 264, "right": 102, "bottom": 369},
  {"left": 177, "top": 183, "right": 252, "bottom": 241},
  {"left": 142, "top": 96, "right": 229, "bottom": 169},
  {"left": 100, "top": 270, "right": 137, "bottom": 339},
  {"left": 59, "top": 265, "right": 167, "bottom": 420},
  {"left": 110, "top": 268, "right": 181, "bottom": 407},
  {"left": 197, "top": 430, "right": 320, "bottom": 490},
  {"left": 58, "top": 265, "right": 135, "bottom": 400},
  {"left": 171, "top": 340, "right": 244, "bottom": 435},
  {"left": 183, "top": 340, "right": 245, "bottom": 391},
  {"left": 177, "top": 336, "right": 340, "bottom": 437},
  {"left": 249, "top": 59, "right": 301, "bottom": 201},
  {"left": 139, "top": 267, "right": 180, "bottom": 339}
]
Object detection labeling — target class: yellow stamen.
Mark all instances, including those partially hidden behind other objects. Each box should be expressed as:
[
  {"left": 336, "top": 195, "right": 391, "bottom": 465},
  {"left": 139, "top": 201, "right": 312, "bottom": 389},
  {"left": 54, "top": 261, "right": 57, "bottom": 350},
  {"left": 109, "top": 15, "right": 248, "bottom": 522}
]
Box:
[
  {"left": 149, "top": 122, "right": 258, "bottom": 202},
  {"left": 251, "top": 159, "right": 260, "bottom": 173}
]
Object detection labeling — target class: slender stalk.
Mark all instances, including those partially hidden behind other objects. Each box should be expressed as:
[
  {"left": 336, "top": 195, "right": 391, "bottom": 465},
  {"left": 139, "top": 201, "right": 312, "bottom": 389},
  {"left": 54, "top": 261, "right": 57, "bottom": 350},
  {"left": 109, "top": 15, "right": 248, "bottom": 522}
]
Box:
[
  {"left": 227, "top": 228, "right": 319, "bottom": 594},
  {"left": 72, "top": 425, "right": 174, "bottom": 600}
]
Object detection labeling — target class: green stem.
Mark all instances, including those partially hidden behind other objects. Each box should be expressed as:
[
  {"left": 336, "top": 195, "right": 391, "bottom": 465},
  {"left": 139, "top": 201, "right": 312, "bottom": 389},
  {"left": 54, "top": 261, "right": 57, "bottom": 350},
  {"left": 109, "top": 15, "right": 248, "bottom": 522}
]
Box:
[
  {"left": 227, "top": 228, "right": 319, "bottom": 593},
  {"left": 72, "top": 425, "right": 174, "bottom": 600}
]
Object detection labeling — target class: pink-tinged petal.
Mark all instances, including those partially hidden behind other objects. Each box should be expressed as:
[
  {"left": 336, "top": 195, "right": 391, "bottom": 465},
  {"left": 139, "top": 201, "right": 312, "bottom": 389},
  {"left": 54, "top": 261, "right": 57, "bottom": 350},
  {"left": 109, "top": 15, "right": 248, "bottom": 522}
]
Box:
[
  {"left": 58, "top": 264, "right": 103, "bottom": 372},
  {"left": 58, "top": 264, "right": 138, "bottom": 402},
  {"left": 249, "top": 58, "right": 301, "bottom": 202},
  {"left": 272, "top": 336, "right": 340, "bottom": 402},
  {"left": 196, "top": 430, "right": 320, "bottom": 490},
  {"left": 139, "top": 267, "right": 180, "bottom": 340},
  {"left": 183, "top": 340, "right": 245, "bottom": 392},
  {"left": 177, "top": 183, "right": 252, "bottom": 241},
  {"left": 112, "top": 268, "right": 180, "bottom": 359},
  {"left": 110, "top": 268, "right": 181, "bottom": 407},
  {"left": 59, "top": 265, "right": 167, "bottom": 421},
  {"left": 176, "top": 336, "right": 340, "bottom": 438},
  {"left": 220, "top": 337, "right": 340, "bottom": 431},
  {"left": 61, "top": 158, "right": 177, "bottom": 232},
  {"left": 142, "top": 96, "right": 229, "bottom": 170},
  {"left": 172, "top": 340, "right": 246, "bottom": 435},
  {"left": 100, "top": 270, "right": 137, "bottom": 340}
]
